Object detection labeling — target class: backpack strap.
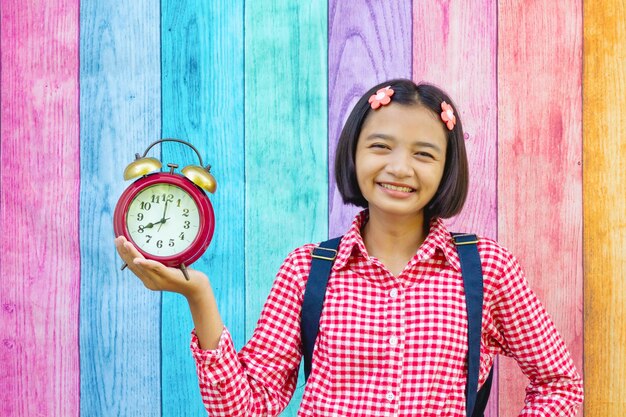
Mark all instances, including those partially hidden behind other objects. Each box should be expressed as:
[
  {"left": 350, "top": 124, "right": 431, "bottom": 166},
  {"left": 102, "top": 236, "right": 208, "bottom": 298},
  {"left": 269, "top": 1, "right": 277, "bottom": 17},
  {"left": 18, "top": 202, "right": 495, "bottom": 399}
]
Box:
[
  {"left": 300, "top": 233, "right": 492, "bottom": 417},
  {"left": 301, "top": 236, "right": 342, "bottom": 381},
  {"left": 451, "top": 233, "right": 486, "bottom": 417}
]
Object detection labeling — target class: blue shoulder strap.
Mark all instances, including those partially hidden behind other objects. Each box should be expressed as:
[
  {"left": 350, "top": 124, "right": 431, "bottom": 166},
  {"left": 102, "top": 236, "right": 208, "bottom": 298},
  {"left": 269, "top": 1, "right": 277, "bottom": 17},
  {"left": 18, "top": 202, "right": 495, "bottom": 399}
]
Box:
[
  {"left": 451, "top": 233, "right": 485, "bottom": 417},
  {"left": 301, "top": 234, "right": 491, "bottom": 417},
  {"left": 301, "top": 237, "right": 341, "bottom": 381}
]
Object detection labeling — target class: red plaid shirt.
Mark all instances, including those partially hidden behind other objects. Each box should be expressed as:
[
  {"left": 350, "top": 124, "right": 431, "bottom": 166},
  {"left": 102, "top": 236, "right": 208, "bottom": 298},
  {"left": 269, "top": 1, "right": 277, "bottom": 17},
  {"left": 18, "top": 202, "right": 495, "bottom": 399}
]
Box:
[{"left": 191, "top": 211, "right": 583, "bottom": 416}]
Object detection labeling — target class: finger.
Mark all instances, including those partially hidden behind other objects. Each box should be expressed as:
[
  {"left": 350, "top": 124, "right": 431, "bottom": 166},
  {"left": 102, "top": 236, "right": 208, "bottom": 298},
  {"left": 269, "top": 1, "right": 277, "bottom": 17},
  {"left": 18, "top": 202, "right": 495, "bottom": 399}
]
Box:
[
  {"left": 134, "top": 258, "right": 186, "bottom": 281},
  {"left": 115, "top": 238, "right": 148, "bottom": 276}
]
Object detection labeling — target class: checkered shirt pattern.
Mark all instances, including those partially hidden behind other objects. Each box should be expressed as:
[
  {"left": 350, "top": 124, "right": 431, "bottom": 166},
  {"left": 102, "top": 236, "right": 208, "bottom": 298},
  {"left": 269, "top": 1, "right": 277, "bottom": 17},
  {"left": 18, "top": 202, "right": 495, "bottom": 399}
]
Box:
[{"left": 190, "top": 211, "right": 583, "bottom": 417}]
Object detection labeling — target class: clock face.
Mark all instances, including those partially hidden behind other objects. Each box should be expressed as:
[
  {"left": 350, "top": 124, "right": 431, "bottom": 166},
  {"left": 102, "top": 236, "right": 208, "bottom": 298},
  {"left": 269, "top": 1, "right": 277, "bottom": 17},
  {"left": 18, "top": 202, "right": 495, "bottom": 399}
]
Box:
[{"left": 125, "top": 183, "right": 200, "bottom": 257}]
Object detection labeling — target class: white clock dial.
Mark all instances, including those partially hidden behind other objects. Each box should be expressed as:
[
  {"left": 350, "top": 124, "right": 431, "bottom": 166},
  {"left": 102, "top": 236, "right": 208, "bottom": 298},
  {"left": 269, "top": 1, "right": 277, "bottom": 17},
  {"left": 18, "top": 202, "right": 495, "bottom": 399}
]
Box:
[{"left": 126, "top": 183, "right": 201, "bottom": 257}]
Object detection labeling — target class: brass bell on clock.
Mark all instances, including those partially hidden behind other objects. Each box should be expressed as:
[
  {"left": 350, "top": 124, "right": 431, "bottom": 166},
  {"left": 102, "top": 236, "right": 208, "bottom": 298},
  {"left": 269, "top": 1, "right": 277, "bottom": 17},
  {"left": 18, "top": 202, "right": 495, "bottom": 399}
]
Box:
[{"left": 123, "top": 138, "right": 217, "bottom": 194}]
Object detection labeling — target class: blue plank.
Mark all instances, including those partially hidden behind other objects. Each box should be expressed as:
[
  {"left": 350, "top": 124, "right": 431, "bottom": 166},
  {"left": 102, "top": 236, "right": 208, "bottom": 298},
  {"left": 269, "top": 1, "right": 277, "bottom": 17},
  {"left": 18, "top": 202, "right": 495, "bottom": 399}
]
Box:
[
  {"left": 79, "top": 0, "right": 162, "bottom": 415},
  {"left": 160, "top": 1, "right": 245, "bottom": 415},
  {"left": 245, "top": 1, "right": 328, "bottom": 415}
]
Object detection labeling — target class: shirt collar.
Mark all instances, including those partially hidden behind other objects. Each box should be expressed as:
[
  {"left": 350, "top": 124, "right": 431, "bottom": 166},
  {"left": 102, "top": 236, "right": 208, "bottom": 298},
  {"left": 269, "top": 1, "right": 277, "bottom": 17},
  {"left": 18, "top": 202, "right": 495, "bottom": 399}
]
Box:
[
  {"left": 418, "top": 217, "right": 462, "bottom": 272},
  {"left": 332, "top": 210, "right": 369, "bottom": 271},
  {"left": 332, "top": 211, "right": 462, "bottom": 272}
]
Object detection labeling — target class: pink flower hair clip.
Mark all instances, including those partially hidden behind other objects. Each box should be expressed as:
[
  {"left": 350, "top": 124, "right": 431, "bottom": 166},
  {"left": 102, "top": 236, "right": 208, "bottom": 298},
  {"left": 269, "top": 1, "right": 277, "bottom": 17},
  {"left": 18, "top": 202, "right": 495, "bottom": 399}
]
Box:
[
  {"left": 368, "top": 86, "right": 394, "bottom": 109},
  {"left": 440, "top": 101, "right": 456, "bottom": 130}
]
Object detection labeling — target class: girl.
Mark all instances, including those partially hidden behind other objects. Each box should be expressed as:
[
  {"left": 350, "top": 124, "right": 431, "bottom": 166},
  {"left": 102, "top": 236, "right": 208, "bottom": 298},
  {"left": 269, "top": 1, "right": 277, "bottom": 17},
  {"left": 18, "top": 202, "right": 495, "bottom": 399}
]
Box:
[{"left": 115, "top": 79, "right": 583, "bottom": 416}]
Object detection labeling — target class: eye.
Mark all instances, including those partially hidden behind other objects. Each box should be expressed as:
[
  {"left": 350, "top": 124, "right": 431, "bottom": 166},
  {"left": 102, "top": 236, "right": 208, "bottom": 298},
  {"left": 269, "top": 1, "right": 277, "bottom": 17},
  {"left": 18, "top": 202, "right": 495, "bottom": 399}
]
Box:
[
  {"left": 415, "top": 151, "right": 435, "bottom": 159},
  {"left": 369, "top": 142, "right": 390, "bottom": 150}
]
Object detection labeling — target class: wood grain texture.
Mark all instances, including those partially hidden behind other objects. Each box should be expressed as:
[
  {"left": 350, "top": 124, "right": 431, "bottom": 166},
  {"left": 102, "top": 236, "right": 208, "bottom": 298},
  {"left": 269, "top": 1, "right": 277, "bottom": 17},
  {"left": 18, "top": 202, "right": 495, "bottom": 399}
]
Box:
[
  {"left": 412, "top": 1, "right": 499, "bottom": 415},
  {"left": 583, "top": 0, "right": 626, "bottom": 414},
  {"left": 79, "top": 0, "right": 162, "bottom": 415},
  {"left": 0, "top": 1, "right": 80, "bottom": 416},
  {"left": 328, "top": 0, "right": 413, "bottom": 236},
  {"left": 160, "top": 0, "right": 245, "bottom": 415},
  {"left": 412, "top": 0, "right": 498, "bottom": 240},
  {"left": 498, "top": 1, "right": 583, "bottom": 416},
  {"left": 245, "top": 1, "right": 328, "bottom": 414}
]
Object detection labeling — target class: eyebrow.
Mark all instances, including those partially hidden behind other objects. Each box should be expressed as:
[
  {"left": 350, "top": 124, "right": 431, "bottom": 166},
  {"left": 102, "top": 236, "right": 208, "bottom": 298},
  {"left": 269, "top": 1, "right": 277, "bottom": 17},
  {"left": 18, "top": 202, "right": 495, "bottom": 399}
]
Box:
[{"left": 364, "top": 134, "right": 443, "bottom": 154}]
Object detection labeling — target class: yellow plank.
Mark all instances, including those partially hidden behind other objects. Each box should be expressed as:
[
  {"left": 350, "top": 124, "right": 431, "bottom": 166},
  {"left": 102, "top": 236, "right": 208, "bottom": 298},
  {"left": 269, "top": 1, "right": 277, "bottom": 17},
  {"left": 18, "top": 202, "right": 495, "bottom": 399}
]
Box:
[{"left": 583, "top": 1, "right": 626, "bottom": 415}]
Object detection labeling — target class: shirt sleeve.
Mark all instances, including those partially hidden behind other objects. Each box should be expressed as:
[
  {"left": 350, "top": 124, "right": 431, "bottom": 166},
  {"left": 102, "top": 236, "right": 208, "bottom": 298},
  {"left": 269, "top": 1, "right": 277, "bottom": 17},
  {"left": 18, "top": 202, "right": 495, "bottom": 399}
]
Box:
[
  {"left": 190, "top": 247, "right": 310, "bottom": 417},
  {"left": 491, "top": 250, "right": 584, "bottom": 416}
]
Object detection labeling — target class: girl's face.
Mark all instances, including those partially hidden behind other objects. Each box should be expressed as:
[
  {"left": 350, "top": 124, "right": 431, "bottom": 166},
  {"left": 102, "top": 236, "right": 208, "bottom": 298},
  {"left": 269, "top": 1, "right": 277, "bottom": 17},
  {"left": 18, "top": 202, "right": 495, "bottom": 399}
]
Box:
[{"left": 355, "top": 103, "right": 447, "bottom": 221}]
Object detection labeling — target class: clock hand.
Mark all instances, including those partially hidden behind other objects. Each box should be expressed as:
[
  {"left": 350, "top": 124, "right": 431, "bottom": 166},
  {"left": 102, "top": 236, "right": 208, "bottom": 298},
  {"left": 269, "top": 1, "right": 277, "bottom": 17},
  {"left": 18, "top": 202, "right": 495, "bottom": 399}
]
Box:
[
  {"left": 141, "top": 217, "right": 170, "bottom": 229},
  {"left": 158, "top": 201, "right": 169, "bottom": 232}
]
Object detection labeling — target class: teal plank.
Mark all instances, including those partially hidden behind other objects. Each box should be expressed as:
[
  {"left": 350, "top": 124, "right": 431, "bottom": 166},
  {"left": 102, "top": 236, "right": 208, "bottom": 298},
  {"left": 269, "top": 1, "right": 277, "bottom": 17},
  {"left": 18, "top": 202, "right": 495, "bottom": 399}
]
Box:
[
  {"left": 245, "top": 1, "right": 328, "bottom": 414},
  {"left": 161, "top": 1, "right": 245, "bottom": 415},
  {"left": 79, "top": 0, "right": 162, "bottom": 415}
]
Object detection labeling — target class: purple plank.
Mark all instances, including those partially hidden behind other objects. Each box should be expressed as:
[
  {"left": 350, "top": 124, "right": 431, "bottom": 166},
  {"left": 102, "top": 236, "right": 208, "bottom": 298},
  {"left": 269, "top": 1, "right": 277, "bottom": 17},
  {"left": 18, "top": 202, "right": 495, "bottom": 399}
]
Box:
[{"left": 328, "top": 0, "right": 413, "bottom": 236}]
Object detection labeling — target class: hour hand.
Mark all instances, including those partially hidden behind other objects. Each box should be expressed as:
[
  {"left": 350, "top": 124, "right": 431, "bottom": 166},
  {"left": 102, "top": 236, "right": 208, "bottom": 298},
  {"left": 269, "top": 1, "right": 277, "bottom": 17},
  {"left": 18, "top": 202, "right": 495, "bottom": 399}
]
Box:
[{"left": 142, "top": 217, "right": 169, "bottom": 229}]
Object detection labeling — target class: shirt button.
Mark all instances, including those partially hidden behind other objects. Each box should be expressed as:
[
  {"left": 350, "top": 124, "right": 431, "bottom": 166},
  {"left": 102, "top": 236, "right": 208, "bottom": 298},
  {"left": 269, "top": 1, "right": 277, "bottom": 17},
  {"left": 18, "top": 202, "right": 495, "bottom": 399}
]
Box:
[
  {"left": 386, "top": 392, "right": 395, "bottom": 402},
  {"left": 389, "top": 336, "right": 398, "bottom": 346},
  {"left": 389, "top": 288, "right": 399, "bottom": 298}
]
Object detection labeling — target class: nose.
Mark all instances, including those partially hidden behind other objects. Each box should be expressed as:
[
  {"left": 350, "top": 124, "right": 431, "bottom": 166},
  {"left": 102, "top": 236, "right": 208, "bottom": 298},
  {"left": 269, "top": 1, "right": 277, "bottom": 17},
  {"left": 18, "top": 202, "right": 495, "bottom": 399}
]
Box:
[{"left": 385, "top": 150, "right": 412, "bottom": 178}]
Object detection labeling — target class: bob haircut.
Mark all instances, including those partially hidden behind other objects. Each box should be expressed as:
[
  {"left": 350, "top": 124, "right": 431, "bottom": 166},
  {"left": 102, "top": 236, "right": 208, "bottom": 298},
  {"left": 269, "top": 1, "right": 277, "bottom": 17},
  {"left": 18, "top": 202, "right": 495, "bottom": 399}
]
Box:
[{"left": 334, "top": 78, "right": 469, "bottom": 220}]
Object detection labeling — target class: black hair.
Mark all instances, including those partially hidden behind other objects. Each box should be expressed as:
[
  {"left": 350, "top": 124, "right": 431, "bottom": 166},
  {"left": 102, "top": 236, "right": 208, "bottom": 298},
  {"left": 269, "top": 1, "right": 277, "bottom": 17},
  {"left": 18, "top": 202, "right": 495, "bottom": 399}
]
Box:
[{"left": 334, "top": 78, "right": 469, "bottom": 220}]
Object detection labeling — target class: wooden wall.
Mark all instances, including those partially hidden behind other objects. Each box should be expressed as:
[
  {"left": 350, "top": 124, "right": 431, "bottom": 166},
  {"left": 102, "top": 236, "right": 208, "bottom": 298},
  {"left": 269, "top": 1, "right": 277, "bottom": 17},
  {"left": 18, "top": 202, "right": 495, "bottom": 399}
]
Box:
[
  {"left": 1, "top": 0, "right": 624, "bottom": 416},
  {"left": 583, "top": 0, "right": 626, "bottom": 415}
]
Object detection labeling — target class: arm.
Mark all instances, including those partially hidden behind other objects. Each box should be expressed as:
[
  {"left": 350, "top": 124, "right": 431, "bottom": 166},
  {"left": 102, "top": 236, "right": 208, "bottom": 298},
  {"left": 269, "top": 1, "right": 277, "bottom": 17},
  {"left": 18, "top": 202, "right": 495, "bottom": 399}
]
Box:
[
  {"left": 114, "top": 235, "right": 223, "bottom": 349},
  {"left": 115, "top": 236, "right": 307, "bottom": 416},
  {"left": 192, "top": 247, "right": 309, "bottom": 416},
  {"left": 491, "top": 252, "right": 583, "bottom": 416}
]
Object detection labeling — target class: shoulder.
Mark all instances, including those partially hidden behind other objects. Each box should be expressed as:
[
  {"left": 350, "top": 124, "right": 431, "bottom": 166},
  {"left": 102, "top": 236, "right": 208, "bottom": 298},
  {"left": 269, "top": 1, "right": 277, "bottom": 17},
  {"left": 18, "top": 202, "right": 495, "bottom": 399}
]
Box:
[
  {"left": 475, "top": 236, "right": 518, "bottom": 269},
  {"left": 273, "top": 242, "right": 318, "bottom": 295},
  {"left": 282, "top": 243, "right": 317, "bottom": 268},
  {"left": 474, "top": 236, "right": 527, "bottom": 295}
]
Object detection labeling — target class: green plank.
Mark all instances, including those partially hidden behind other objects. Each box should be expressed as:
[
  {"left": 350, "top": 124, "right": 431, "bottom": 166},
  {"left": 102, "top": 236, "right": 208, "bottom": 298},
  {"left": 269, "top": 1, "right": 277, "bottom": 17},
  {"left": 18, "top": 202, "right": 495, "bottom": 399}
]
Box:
[
  {"left": 160, "top": 1, "right": 245, "bottom": 415},
  {"left": 79, "top": 0, "right": 162, "bottom": 415},
  {"left": 245, "top": 1, "right": 328, "bottom": 415}
]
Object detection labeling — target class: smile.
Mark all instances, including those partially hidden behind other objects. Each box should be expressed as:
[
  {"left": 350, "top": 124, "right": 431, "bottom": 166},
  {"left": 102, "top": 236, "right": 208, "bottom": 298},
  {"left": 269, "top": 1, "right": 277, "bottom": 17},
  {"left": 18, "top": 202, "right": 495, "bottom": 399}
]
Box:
[{"left": 379, "top": 183, "right": 415, "bottom": 193}]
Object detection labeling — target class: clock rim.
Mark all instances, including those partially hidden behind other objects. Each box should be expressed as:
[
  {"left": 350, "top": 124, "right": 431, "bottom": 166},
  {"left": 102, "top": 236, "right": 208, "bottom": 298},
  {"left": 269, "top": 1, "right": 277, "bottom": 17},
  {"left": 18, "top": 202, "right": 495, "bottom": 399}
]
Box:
[{"left": 113, "top": 172, "right": 215, "bottom": 267}]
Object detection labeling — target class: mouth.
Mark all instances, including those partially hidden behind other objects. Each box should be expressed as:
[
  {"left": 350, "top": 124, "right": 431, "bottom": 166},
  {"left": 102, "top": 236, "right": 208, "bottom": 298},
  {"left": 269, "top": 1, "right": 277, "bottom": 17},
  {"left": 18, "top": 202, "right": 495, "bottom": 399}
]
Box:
[{"left": 378, "top": 182, "right": 416, "bottom": 193}]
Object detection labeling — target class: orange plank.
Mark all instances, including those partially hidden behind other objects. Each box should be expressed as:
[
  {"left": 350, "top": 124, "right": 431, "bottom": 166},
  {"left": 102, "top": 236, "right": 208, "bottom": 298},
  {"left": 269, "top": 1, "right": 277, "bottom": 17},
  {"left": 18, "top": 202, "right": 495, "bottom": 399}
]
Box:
[
  {"left": 498, "top": 0, "right": 583, "bottom": 415},
  {"left": 583, "top": 0, "right": 626, "bottom": 415}
]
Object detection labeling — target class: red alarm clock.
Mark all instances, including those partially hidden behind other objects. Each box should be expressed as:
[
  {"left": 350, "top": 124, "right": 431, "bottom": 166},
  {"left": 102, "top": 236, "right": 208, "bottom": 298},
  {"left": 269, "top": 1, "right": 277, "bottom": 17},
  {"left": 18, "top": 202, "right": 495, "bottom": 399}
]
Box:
[{"left": 114, "top": 138, "right": 216, "bottom": 280}]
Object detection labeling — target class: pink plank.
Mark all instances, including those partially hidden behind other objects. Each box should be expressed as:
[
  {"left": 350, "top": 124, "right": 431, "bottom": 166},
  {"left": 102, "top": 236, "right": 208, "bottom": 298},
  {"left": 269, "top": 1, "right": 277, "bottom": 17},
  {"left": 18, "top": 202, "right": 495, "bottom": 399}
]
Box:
[
  {"left": 412, "top": 2, "right": 499, "bottom": 415},
  {"left": 412, "top": 0, "right": 498, "bottom": 240},
  {"left": 328, "top": 0, "right": 412, "bottom": 236},
  {"left": 0, "top": 1, "right": 80, "bottom": 416},
  {"left": 498, "top": 1, "right": 583, "bottom": 416}
]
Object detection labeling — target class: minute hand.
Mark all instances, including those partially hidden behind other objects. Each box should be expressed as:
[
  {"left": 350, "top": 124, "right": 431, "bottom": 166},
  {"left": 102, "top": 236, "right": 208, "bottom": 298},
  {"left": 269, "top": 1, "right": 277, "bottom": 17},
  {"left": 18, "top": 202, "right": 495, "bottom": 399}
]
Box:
[{"left": 158, "top": 201, "right": 169, "bottom": 232}]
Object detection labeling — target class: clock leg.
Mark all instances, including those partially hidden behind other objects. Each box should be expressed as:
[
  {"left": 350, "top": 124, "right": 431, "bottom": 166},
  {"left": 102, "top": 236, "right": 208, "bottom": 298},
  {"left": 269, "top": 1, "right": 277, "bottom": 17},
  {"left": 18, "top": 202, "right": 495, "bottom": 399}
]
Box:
[{"left": 180, "top": 263, "right": 190, "bottom": 281}]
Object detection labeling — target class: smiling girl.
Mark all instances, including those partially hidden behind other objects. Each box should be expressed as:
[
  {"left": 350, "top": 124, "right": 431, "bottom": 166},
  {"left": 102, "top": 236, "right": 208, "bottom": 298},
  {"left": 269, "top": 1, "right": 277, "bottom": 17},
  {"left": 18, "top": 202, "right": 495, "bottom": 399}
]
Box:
[{"left": 115, "top": 79, "right": 583, "bottom": 416}]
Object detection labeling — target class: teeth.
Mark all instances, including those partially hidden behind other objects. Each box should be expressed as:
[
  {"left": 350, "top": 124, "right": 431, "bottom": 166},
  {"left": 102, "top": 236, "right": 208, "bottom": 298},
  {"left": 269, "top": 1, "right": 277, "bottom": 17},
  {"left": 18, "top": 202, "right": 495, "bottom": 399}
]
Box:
[{"left": 380, "top": 183, "right": 414, "bottom": 192}]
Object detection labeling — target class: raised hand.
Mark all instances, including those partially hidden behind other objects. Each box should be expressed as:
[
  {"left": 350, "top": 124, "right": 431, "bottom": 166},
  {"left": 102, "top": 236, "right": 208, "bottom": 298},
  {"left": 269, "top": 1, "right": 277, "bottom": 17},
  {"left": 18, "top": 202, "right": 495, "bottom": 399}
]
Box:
[
  {"left": 114, "top": 235, "right": 206, "bottom": 297},
  {"left": 114, "top": 235, "right": 224, "bottom": 350}
]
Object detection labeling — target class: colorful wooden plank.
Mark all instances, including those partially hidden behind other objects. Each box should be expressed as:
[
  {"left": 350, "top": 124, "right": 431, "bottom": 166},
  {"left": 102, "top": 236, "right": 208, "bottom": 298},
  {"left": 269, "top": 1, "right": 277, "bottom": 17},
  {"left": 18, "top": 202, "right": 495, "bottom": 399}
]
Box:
[
  {"left": 79, "top": 0, "right": 162, "bottom": 415},
  {"left": 412, "top": 1, "right": 499, "bottom": 415},
  {"left": 583, "top": 1, "right": 626, "bottom": 414},
  {"left": 0, "top": 1, "right": 80, "bottom": 416},
  {"left": 328, "top": 0, "right": 413, "bottom": 236},
  {"left": 498, "top": 1, "right": 583, "bottom": 416},
  {"left": 160, "top": 1, "right": 245, "bottom": 415},
  {"left": 245, "top": 1, "right": 328, "bottom": 414}
]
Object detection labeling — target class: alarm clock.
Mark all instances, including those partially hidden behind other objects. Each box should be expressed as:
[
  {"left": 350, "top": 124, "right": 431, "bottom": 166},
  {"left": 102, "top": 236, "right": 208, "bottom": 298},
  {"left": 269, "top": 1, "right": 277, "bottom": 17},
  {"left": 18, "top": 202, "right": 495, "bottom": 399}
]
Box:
[{"left": 114, "top": 138, "right": 216, "bottom": 280}]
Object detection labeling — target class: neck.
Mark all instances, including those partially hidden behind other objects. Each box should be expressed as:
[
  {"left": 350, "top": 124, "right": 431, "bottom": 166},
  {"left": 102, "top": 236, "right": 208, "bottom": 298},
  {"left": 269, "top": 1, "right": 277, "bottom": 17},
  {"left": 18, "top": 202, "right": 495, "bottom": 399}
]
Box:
[{"left": 362, "top": 208, "right": 429, "bottom": 262}]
